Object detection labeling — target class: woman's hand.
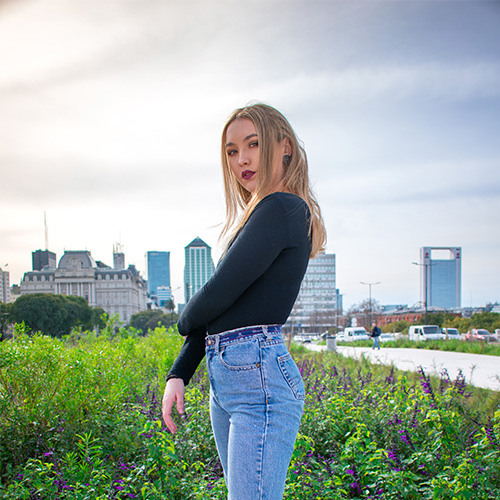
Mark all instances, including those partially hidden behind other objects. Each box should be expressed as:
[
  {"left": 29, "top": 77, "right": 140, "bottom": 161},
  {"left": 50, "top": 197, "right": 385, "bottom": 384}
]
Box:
[{"left": 162, "top": 378, "right": 185, "bottom": 434}]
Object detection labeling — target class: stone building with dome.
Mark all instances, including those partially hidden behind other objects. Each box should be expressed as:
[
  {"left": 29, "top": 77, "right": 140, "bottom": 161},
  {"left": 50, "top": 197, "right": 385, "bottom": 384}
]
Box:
[{"left": 20, "top": 249, "right": 147, "bottom": 323}]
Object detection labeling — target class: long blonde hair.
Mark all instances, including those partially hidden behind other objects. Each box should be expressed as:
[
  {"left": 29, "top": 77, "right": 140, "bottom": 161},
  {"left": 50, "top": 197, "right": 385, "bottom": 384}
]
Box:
[{"left": 220, "top": 103, "right": 326, "bottom": 258}]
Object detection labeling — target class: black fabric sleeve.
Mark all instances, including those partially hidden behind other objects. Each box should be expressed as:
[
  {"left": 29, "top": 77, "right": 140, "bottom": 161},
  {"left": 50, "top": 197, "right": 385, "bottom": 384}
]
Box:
[
  {"left": 167, "top": 325, "right": 207, "bottom": 385},
  {"left": 177, "top": 195, "right": 291, "bottom": 335},
  {"left": 167, "top": 193, "right": 309, "bottom": 385}
]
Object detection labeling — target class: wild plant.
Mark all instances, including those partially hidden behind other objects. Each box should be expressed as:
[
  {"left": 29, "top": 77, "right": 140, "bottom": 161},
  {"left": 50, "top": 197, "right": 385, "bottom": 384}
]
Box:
[{"left": 1, "top": 328, "right": 499, "bottom": 499}]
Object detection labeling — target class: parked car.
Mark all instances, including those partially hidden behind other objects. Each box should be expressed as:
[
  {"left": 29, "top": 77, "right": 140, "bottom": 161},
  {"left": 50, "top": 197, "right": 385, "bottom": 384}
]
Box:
[
  {"left": 408, "top": 325, "right": 441, "bottom": 341},
  {"left": 465, "top": 329, "right": 497, "bottom": 342},
  {"left": 379, "top": 333, "right": 395, "bottom": 343},
  {"left": 341, "top": 327, "right": 369, "bottom": 342},
  {"left": 441, "top": 327, "right": 461, "bottom": 340}
]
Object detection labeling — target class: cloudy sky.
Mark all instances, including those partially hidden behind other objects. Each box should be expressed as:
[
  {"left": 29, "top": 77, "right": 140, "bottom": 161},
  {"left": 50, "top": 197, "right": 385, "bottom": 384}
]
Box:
[{"left": 1, "top": 0, "right": 499, "bottom": 309}]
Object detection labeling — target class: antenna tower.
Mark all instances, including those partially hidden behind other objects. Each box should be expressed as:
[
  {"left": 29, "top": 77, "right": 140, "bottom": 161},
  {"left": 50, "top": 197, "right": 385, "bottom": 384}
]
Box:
[{"left": 44, "top": 211, "right": 49, "bottom": 250}]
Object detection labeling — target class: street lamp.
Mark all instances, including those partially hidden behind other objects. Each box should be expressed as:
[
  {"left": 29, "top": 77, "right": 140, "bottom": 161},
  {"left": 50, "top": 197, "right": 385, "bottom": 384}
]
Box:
[{"left": 360, "top": 281, "right": 381, "bottom": 327}]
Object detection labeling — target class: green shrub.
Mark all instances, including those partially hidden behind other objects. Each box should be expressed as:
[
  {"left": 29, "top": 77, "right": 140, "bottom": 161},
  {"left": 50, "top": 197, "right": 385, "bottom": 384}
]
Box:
[{"left": 1, "top": 325, "right": 499, "bottom": 499}]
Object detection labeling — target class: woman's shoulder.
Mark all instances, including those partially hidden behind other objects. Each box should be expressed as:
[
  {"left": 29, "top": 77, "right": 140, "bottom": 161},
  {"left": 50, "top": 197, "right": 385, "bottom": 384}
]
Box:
[{"left": 257, "top": 192, "right": 308, "bottom": 212}]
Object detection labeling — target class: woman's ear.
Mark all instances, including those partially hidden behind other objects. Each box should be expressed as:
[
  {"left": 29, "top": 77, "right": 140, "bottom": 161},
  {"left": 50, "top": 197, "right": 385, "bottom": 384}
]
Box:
[{"left": 282, "top": 137, "right": 292, "bottom": 156}]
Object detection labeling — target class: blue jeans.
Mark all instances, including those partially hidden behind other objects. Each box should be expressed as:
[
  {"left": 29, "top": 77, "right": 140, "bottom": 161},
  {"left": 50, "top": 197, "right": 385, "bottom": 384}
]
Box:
[
  {"left": 205, "top": 325, "right": 305, "bottom": 500},
  {"left": 373, "top": 336, "right": 380, "bottom": 349}
]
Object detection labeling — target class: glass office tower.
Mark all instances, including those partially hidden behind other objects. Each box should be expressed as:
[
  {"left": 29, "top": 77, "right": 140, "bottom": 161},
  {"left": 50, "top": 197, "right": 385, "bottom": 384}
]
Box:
[
  {"left": 420, "top": 247, "right": 461, "bottom": 310},
  {"left": 184, "top": 237, "right": 215, "bottom": 303},
  {"left": 147, "top": 251, "right": 171, "bottom": 306}
]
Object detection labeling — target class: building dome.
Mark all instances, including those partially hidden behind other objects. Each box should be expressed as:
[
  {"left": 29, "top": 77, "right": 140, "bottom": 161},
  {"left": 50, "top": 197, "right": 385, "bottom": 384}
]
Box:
[{"left": 58, "top": 251, "right": 97, "bottom": 270}]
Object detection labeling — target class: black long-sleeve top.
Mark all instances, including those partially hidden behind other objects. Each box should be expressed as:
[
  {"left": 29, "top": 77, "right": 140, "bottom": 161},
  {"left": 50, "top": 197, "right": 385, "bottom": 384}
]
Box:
[{"left": 168, "top": 192, "right": 312, "bottom": 385}]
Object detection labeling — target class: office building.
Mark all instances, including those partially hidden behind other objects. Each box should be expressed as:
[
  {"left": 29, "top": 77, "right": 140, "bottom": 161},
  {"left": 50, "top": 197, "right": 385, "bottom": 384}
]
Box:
[
  {"left": 21, "top": 248, "right": 147, "bottom": 323},
  {"left": 32, "top": 249, "right": 57, "bottom": 271},
  {"left": 147, "top": 251, "right": 171, "bottom": 306},
  {"left": 0, "top": 266, "right": 10, "bottom": 303},
  {"left": 184, "top": 237, "right": 215, "bottom": 303},
  {"left": 285, "top": 252, "right": 339, "bottom": 334},
  {"left": 420, "top": 247, "right": 461, "bottom": 310},
  {"left": 113, "top": 243, "right": 125, "bottom": 270}
]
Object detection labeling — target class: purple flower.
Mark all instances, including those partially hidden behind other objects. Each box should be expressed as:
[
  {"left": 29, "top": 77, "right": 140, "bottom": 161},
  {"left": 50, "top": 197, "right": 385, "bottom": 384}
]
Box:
[{"left": 349, "top": 481, "right": 362, "bottom": 494}]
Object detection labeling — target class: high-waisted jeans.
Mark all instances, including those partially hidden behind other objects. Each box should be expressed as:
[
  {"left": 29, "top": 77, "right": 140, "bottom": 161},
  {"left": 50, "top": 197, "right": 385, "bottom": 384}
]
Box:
[{"left": 205, "top": 325, "right": 305, "bottom": 500}]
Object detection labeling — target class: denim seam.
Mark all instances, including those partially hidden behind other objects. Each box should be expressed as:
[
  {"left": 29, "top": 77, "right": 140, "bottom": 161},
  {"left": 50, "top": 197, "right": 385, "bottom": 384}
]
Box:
[{"left": 257, "top": 343, "right": 268, "bottom": 500}]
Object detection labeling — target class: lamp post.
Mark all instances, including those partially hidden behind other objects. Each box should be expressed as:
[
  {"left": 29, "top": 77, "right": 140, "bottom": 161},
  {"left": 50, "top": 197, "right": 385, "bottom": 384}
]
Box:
[
  {"left": 412, "top": 261, "right": 430, "bottom": 324},
  {"left": 360, "top": 281, "right": 381, "bottom": 327}
]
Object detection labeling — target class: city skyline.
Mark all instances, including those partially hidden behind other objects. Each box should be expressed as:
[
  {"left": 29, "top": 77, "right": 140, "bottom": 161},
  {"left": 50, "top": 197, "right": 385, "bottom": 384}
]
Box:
[
  {"left": 1, "top": 1, "right": 499, "bottom": 310},
  {"left": 5, "top": 238, "right": 496, "bottom": 313}
]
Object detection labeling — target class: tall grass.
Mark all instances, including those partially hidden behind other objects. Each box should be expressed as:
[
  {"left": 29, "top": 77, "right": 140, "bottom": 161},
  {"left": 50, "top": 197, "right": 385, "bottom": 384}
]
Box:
[
  {"left": 1, "top": 326, "right": 499, "bottom": 499},
  {"left": 336, "top": 338, "right": 500, "bottom": 356}
]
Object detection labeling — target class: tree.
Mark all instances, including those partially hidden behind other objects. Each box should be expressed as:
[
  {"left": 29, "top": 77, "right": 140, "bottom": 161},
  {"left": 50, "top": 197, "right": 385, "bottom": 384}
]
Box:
[
  {"left": 130, "top": 310, "right": 163, "bottom": 334},
  {"left": 425, "top": 312, "right": 460, "bottom": 328},
  {"left": 91, "top": 307, "right": 107, "bottom": 332},
  {"left": 165, "top": 299, "right": 175, "bottom": 313},
  {"left": 10, "top": 294, "right": 94, "bottom": 337},
  {"left": 381, "top": 320, "right": 411, "bottom": 335},
  {"left": 63, "top": 295, "right": 92, "bottom": 332},
  {"left": 347, "top": 299, "right": 382, "bottom": 327},
  {"left": 470, "top": 311, "right": 500, "bottom": 331},
  {"left": 144, "top": 313, "right": 178, "bottom": 332},
  {"left": 0, "top": 302, "right": 12, "bottom": 341},
  {"left": 307, "top": 309, "right": 337, "bottom": 333},
  {"left": 445, "top": 316, "right": 470, "bottom": 333},
  {"left": 130, "top": 309, "right": 180, "bottom": 334}
]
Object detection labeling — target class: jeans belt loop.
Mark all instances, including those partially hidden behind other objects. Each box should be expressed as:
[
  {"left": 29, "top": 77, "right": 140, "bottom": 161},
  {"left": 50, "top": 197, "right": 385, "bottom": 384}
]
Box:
[
  {"left": 215, "top": 334, "right": 221, "bottom": 354},
  {"left": 262, "top": 325, "right": 269, "bottom": 339}
]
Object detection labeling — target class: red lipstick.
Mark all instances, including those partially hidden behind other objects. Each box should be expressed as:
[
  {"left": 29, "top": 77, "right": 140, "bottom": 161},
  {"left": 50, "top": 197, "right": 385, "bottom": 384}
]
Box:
[{"left": 242, "top": 170, "right": 255, "bottom": 180}]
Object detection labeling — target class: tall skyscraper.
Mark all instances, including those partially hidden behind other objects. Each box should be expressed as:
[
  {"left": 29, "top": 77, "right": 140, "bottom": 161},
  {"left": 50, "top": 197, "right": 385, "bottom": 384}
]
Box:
[
  {"left": 285, "top": 252, "right": 338, "bottom": 334},
  {"left": 147, "top": 251, "right": 171, "bottom": 305},
  {"left": 0, "top": 266, "right": 10, "bottom": 303},
  {"left": 184, "top": 237, "right": 215, "bottom": 303},
  {"left": 420, "top": 247, "right": 461, "bottom": 310},
  {"left": 32, "top": 249, "right": 57, "bottom": 271}
]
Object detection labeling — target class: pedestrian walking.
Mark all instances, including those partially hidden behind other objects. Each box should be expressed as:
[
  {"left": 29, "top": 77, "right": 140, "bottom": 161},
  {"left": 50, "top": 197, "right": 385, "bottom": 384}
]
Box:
[{"left": 371, "top": 323, "right": 381, "bottom": 350}]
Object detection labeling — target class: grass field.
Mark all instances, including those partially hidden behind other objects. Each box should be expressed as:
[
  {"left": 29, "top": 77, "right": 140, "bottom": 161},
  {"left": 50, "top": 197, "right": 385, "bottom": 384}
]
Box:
[{"left": 1, "top": 324, "right": 499, "bottom": 499}]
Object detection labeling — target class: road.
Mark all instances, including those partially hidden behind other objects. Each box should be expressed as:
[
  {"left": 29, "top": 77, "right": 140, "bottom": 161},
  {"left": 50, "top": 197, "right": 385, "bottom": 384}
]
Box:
[{"left": 306, "top": 344, "right": 500, "bottom": 392}]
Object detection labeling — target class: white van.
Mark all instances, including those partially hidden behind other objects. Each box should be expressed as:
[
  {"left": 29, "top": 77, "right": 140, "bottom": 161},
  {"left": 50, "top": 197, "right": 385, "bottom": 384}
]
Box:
[
  {"left": 342, "top": 327, "right": 369, "bottom": 342},
  {"left": 408, "top": 325, "right": 441, "bottom": 341},
  {"left": 441, "top": 327, "right": 461, "bottom": 340}
]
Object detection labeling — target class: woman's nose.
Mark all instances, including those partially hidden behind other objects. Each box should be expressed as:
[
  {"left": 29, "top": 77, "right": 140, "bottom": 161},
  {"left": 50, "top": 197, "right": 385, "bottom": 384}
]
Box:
[{"left": 238, "top": 151, "right": 249, "bottom": 166}]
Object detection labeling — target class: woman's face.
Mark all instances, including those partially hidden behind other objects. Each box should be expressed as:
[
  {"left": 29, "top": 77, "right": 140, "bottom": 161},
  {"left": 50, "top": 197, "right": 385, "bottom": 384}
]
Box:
[{"left": 225, "top": 118, "right": 289, "bottom": 194}]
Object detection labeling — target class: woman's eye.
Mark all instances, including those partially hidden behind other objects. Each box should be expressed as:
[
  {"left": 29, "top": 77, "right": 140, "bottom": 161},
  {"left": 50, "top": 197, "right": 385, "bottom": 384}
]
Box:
[
  {"left": 227, "top": 149, "right": 237, "bottom": 156},
  {"left": 249, "top": 141, "right": 258, "bottom": 148}
]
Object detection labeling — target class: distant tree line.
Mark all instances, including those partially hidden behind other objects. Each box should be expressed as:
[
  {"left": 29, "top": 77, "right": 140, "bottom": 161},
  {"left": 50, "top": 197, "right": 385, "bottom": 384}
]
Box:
[
  {"left": 129, "top": 307, "right": 179, "bottom": 335},
  {"left": 344, "top": 299, "right": 500, "bottom": 335},
  {"left": 0, "top": 294, "right": 107, "bottom": 340},
  {"left": 0, "top": 294, "right": 182, "bottom": 341},
  {"left": 380, "top": 311, "right": 500, "bottom": 335}
]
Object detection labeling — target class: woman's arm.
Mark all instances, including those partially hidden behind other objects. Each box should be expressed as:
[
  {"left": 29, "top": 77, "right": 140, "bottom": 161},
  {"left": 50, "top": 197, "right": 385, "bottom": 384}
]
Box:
[
  {"left": 167, "top": 326, "right": 207, "bottom": 384},
  {"left": 162, "top": 377, "right": 185, "bottom": 434},
  {"left": 166, "top": 194, "right": 308, "bottom": 388},
  {"left": 178, "top": 194, "right": 298, "bottom": 335}
]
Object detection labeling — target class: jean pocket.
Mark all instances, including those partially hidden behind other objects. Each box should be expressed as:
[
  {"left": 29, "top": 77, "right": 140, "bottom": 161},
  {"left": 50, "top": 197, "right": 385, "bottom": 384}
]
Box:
[
  {"left": 219, "top": 340, "right": 261, "bottom": 371},
  {"left": 277, "top": 353, "right": 305, "bottom": 400}
]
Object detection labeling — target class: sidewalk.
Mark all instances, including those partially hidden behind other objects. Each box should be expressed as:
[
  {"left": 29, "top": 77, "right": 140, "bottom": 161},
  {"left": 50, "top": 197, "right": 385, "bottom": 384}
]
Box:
[{"left": 306, "top": 344, "right": 500, "bottom": 391}]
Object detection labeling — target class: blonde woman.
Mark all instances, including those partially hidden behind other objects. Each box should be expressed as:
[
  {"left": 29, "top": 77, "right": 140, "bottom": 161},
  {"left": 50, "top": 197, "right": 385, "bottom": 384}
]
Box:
[{"left": 162, "top": 103, "right": 326, "bottom": 500}]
